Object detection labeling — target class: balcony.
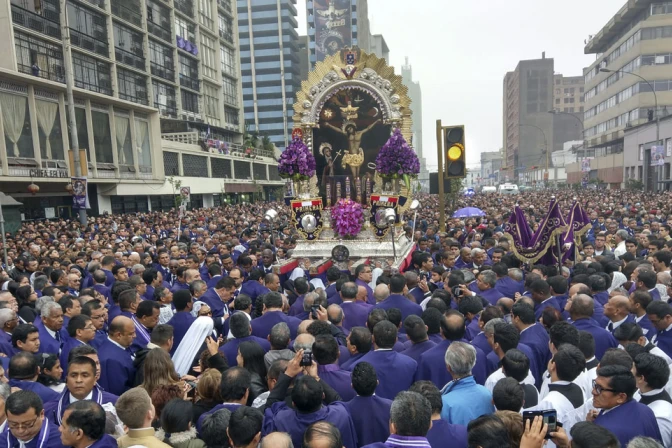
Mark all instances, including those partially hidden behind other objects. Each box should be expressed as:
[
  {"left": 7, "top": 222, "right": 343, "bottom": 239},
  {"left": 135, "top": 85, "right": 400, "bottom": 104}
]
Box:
[
  {"left": 111, "top": 2, "right": 142, "bottom": 28},
  {"left": 11, "top": 4, "right": 61, "bottom": 39},
  {"left": 70, "top": 28, "right": 109, "bottom": 57},
  {"left": 219, "top": 29, "right": 234, "bottom": 44},
  {"left": 17, "top": 61, "right": 65, "bottom": 83},
  {"left": 179, "top": 74, "right": 199, "bottom": 91},
  {"left": 115, "top": 46, "right": 146, "bottom": 70},
  {"left": 151, "top": 63, "right": 175, "bottom": 82},
  {"left": 174, "top": 0, "right": 194, "bottom": 17},
  {"left": 217, "top": 0, "right": 232, "bottom": 13},
  {"left": 147, "top": 21, "right": 172, "bottom": 43},
  {"left": 157, "top": 100, "right": 177, "bottom": 118},
  {"left": 79, "top": 0, "right": 106, "bottom": 9}
]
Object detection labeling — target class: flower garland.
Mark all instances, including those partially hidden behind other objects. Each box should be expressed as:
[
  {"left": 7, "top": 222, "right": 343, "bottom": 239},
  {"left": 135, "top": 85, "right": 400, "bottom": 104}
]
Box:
[
  {"left": 278, "top": 137, "right": 316, "bottom": 180},
  {"left": 375, "top": 128, "right": 420, "bottom": 191},
  {"left": 331, "top": 198, "right": 364, "bottom": 238}
]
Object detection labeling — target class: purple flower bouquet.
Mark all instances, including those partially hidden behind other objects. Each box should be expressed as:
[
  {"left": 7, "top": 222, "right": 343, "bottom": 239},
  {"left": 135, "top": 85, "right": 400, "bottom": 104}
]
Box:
[
  {"left": 331, "top": 198, "right": 364, "bottom": 238},
  {"left": 278, "top": 137, "right": 316, "bottom": 181},
  {"left": 375, "top": 128, "right": 420, "bottom": 191}
]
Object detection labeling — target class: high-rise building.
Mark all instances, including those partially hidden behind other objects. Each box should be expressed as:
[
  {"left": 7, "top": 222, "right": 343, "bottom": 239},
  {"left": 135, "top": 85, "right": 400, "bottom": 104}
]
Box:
[
  {"left": 401, "top": 57, "right": 428, "bottom": 188},
  {"left": 480, "top": 151, "right": 503, "bottom": 187},
  {"left": 502, "top": 54, "right": 583, "bottom": 183},
  {"left": 306, "top": 0, "right": 371, "bottom": 67},
  {"left": 0, "top": 0, "right": 286, "bottom": 217},
  {"left": 238, "top": 0, "right": 301, "bottom": 149},
  {"left": 297, "top": 35, "right": 311, "bottom": 83},
  {"left": 370, "top": 34, "right": 389, "bottom": 63},
  {"left": 582, "top": 0, "right": 672, "bottom": 189}
]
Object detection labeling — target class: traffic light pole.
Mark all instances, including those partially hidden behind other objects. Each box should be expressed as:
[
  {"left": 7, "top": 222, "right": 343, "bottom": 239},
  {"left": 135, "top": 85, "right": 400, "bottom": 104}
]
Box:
[{"left": 436, "top": 119, "right": 446, "bottom": 233}]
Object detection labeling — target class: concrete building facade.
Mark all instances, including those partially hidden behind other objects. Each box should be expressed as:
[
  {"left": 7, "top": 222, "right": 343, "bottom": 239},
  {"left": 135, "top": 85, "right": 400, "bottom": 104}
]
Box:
[
  {"left": 238, "top": 0, "right": 301, "bottom": 149},
  {"left": 370, "top": 34, "right": 389, "bottom": 63},
  {"left": 401, "top": 57, "right": 428, "bottom": 189},
  {"left": 480, "top": 151, "right": 503, "bottom": 187}
]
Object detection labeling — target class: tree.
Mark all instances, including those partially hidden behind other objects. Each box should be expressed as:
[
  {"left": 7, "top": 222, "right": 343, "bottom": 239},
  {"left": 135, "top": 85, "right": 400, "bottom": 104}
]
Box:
[
  {"left": 167, "top": 176, "right": 183, "bottom": 210},
  {"left": 261, "top": 135, "right": 274, "bottom": 152},
  {"left": 626, "top": 178, "right": 644, "bottom": 190}
]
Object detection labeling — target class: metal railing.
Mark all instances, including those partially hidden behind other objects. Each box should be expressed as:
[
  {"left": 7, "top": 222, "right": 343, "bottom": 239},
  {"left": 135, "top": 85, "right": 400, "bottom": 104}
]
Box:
[
  {"left": 150, "top": 63, "right": 175, "bottom": 82},
  {"left": 162, "top": 132, "right": 275, "bottom": 159},
  {"left": 179, "top": 74, "right": 200, "bottom": 91},
  {"left": 147, "top": 21, "right": 172, "bottom": 43},
  {"left": 69, "top": 28, "right": 109, "bottom": 57},
  {"left": 219, "top": 29, "right": 234, "bottom": 44},
  {"left": 111, "top": 2, "right": 142, "bottom": 28},
  {"left": 115, "top": 46, "right": 146, "bottom": 70},
  {"left": 11, "top": 4, "right": 61, "bottom": 38},
  {"left": 217, "top": 0, "right": 232, "bottom": 13},
  {"left": 174, "top": 0, "right": 194, "bottom": 17}
]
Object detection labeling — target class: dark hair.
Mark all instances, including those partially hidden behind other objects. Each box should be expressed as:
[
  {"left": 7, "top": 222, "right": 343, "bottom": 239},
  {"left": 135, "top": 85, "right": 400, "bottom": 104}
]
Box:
[
  {"left": 647, "top": 300, "right": 672, "bottom": 319},
  {"left": 67, "top": 314, "right": 92, "bottom": 338},
  {"left": 409, "top": 381, "right": 443, "bottom": 414},
  {"left": 312, "top": 334, "right": 339, "bottom": 365},
  {"left": 596, "top": 364, "right": 637, "bottom": 399},
  {"left": 173, "top": 290, "right": 192, "bottom": 312},
  {"left": 229, "top": 312, "right": 251, "bottom": 338},
  {"left": 404, "top": 315, "right": 428, "bottom": 343},
  {"left": 547, "top": 276, "right": 568, "bottom": 295},
  {"left": 263, "top": 292, "right": 283, "bottom": 309},
  {"left": 421, "top": 307, "right": 442, "bottom": 336},
  {"left": 136, "top": 300, "right": 159, "bottom": 319},
  {"left": 201, "top": 408, "right": 232, "bottom": 448},
  {"left": 511, "top": 302, "right": 535, "bottom": 324},
  {"left": 238, "top": 341, "right": 267, "bottom": 382},
  {"left": 553, "top": 344, "right": 586, "bottom": 382},
  {"left": 220, "top": 367, "right": 251, "bottom": 402},
  {"left": 366, "top": 309, "right": 388, "bottom": 333},
  {"left": 292, "top": 376, "right": 323, "bottom": 413},
  {"left": 348, "top": 327, "right": 372, "bottom": 354},
  {"left": 549, "top": 321, "right": 579, "bottom": 349},
  {"left": 501, "top": 349, "right": 529, "bottom": 382},
  {"left": 372, "top": 320, "right": 397, "bottom": 349},
  {"left": 390, "top": 274, "right": 406, "bottom": 294},
  {"left": 467, "top": 414, "right": 510, "bottom": 448},
  {"left": 577, "top": 330, "right": 596, "bottom": 360},
  {"left": 570, "top": 421, "right": 620, "bottom": 448},
  {"left": 458, "top": 295, "right": 483, "bottom": 315},
  {"left": 493, "top": 323, "right": 519, "bottom": 353},
  {"left": 64, "top": 400, "right": 106, "bottom": 441},
  {"left": 634, "top": 353, "right": 670, "bottom": 390},
  {"left": 35, "top": 352, "right": 61, "bottom": 387},
  {"left": 529, "top": 279, "right": 550, "bottom": 297},
  {"left": 386, "top": 308, "right": 402, "bottom": 328},
  {"left": 441, "top": 309, "right": 467, "bottom": 341},
  {"left": 600, "top": 348, "right": 634, "bottom": 369},
  {"left": 142, "top": 268, "right": 159, "bottom": 285},
  {"left": 492, "top": 377, "right": 524, "bottom": 412},
  {"left": 6, "top": 390, "right": 43, "bottom": 416},
  {"left": 351, "top": 362, "right": 378, "bottom": 396},
  {"left": 9, "top": 351, "right": 38, "bottom": 380},
  {"left": 11, "top": 324, "right": 38, "bottom": 348},
  {"left": 228, "top": 406, "right": 263, "bottom": 446},
  {"left": 638, "top": 270, "right": 657, "bottom": 289},
  {"left": 630, "top": 291, "right": 653, "bottom": 312},
  {"left": 67, "top": 356, "right": 96, "bottom": 376}
]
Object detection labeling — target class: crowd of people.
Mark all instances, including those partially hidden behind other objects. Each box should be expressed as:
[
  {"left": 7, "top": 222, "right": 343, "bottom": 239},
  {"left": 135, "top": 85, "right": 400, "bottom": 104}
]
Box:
[{"left": 0, "top": 189, "right": 671, "bottom": 447}]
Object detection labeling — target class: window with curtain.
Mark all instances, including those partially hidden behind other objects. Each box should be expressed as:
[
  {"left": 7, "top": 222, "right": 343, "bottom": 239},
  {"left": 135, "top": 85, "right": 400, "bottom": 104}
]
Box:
[
  {"left": 36, "top": 100, "right": 64, "bottom": 160},
  {"left": 71, "top": 107, "right": 90, "bottom": 162},
  {"left": 200, "top": 34, "right": 216, "bottom": 80},
  {"left": 91, "top": 110, "right": 112, "bottom": 163},
  {"left": 134, "top": 119, "right": 151, "bottom": 167},
  {"left": 115, "top": 115, "right": 133, "bottom": 165},
  {"left": 0, "top": 91, "right": 34, "bottom": 159}
]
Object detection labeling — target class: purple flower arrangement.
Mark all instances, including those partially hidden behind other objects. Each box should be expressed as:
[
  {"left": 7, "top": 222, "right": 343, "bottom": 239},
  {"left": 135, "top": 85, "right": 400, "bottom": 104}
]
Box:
[
  {"left": 278, "top": 137, "right": 316, "bottom": 180},
  {"left": 331, "top": 198, "right": 364, "bottom": 238},
  {"left": 375, "top": 128, "right": 420, "bottom": 178}
]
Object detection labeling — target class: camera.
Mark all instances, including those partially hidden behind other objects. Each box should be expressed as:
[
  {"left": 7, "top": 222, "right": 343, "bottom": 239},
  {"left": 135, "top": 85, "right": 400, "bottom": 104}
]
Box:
[
  {"left": 452, "top": 285, "right": 464, "bottom": 298},
  {"left": 300, "top": 349, "right": 313, "bottom": 367},
  {"left": 522, "top": 410, "right": 558, "bottom": 439},
  {"left": 311, "top": 305, "right": 319, "bottom": 320}
]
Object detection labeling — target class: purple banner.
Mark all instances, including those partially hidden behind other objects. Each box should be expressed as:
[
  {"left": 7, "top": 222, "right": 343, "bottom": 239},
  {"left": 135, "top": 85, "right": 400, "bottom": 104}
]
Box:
[{"left": 71, "top": 177, "right": 87, "bottom": 209}]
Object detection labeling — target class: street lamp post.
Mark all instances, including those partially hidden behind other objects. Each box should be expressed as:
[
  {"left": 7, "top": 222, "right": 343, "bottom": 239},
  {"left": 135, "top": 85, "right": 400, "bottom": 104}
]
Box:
[
  {"left": 519, "top": 124, "right": 549, "bottom": 187},
  {"left": 600, "top": 68, "right": 659, "bottom": 191},
  {"left": 549, "top": 109, "right": 586, "bottom": 185}
]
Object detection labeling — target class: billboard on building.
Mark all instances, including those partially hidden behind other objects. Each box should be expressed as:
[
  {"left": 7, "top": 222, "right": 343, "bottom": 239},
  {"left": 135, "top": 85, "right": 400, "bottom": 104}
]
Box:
[
  {"left": 652, "top": 145, "right": 665, "bottom": 167},
  {"left": 313, "top": 0, "right": 352, "bottom": 62}
]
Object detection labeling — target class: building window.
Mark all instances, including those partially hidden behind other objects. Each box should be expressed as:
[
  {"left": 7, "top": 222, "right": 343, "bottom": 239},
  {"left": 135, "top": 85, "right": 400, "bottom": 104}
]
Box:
[
  {"left": 115, "top": 115, "right": 133, "bottom": 165},
  {"left": 14, "top": 31, "right": 64, "bottom": 83},
  {"left": 66, "top": 2, "right": 108, "bottom": 57},
  {"left": 10, "top": 0, "right": 61, "bottom": 38},
  {"left": 174, "top": 0, "right": 194, "bottom": 17},
  {"left": 219, "top": 15, "right": 233, "bottom": 43},
  {"left": 203, "top": 83, "right": 220, "bottom": 125},
  {"left": 149, "top": 40, "right": 174, "bottom": 81},
  {"left": 178, "top": 54, "right": 199, "bottom": 90},
  {"left": 555, "top": 99, "right": 560, "bottom": 105},
  {"left": 146, "top": 0, "right": 172, "bottom": 42},
  {"left": 222, "top": 76, "right": 237, "bottom": 106},
  {"left": 135, "top": 119, "right": 151, "bottom": 167},
  {"left": 113, "top": 23, "right": 145, "bottom": 70},
  {"left": 72, "top": 51, "right": 112, "bottom": 95},
  {"left": 651, "top": 3, "right": 672, "bottom": 15},
  {"left": 225, "top": 106, "right": 239, "bottom": 126},
  {"left": 0, "top": 91, "right": 34, "bottom": 159},
  {"left": 111, "top": 0, "right": 142, "bottom": 28},
  {"left": 220, "top": 46, "right": 236, "bottom": 76},
  {"left": 153, "top": 81, "right": 177, "bottom": 117},
  {"left": 36, "top": 100, "right": 64, "bottom": 160},
  {"left": 175, "top": 16, "right": 195, "bottom": 41},
  {"left": 69, "top": 107, "right": 90, "bottom": 162},
  {"left": 198, "top": 0, "right": 213, "bottom": 31},
  {"left": 117, "top": 68, "right": 148, "bottom": 105},
  {"left": 91, "top": 110, "right": 113, "bottom": 163},
  {"left": 181, "top": 90, "right": 199, "bottom": 114},
  {"left": 201, "top": 34, "right": 216, "bottom": 80}
]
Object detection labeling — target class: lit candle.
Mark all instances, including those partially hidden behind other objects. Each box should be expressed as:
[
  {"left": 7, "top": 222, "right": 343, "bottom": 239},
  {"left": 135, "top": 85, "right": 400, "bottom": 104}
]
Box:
[
  {"left": 336, "top": 181, "right": 341, "bottom": 200},
  {"left": 366, "top": 177, "right": 371, "bottom": 198},
  {"left": 326, "top": 184, "right": 331, "bottom": 207},
  {"left": 345, "top": 177, "right": 351, "bottom": 199},
  {"left": 356, "top": 177, "right": 362, "bottom": 202}
]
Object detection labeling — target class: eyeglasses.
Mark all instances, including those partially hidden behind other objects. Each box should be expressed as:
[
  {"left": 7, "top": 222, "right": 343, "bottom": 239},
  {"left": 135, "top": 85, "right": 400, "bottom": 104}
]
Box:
[
  {"left": 7, "top": 416, "right": 39, "bottom": 431},
  {"left": 592, "top": 379, "right": 616, "bottom": 395}
]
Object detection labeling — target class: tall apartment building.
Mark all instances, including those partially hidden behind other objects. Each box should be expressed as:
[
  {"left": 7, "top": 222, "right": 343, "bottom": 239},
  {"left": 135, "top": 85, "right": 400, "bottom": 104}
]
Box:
[
  {"left": 306, "top": 0, "right": 371, "bottom": 67},
  {"left": 370, "top": 34, "right": 389, "bottom": 63},
  {"left": 0, "top": 0, "right": 286, "bottom": 218},
  {"left": 582, "top": 0, "right": 672, "bottom": 188},
  {"left": 401, "top": 57, "right": 428, "bottom": 188},
  {"left": 502, "top": 55, "right": 584, "bottom": 182},
  {"left": 553, "top": 75, "right": 585, "bottom": 115},
  {"left": 238, "top": 0, "right": 301, "bottom": 149}
]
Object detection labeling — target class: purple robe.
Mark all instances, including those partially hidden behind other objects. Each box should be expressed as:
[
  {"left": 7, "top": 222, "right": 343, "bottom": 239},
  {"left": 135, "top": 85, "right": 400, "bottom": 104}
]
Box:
[
  {"left": 1, "top": 418, "right": 66, "bottom": 448},
  {"left": 318, "top": 364, "right": 356, "bottom": 402},
  {"left": 408, "top": 287, "right": 426, "bottom": 304},
  {"left": 167, "top": 311, "right": 196, "bottom": 355},
  {"left": 340, "top": 301, "right": 373, "bottom": 331},
  {"left": 250, "top": 311, "right": 301, "bottom": 340},
  {"left": 654, "top": 327, "right": 672, "bottom": 359},
  {"left": 593, "top": 291, "right": 610, "bottom": 306},
  {"left": 288, "top": 295, "right": 305, "bottom": 317},
  {"left": 427, "top": 419, "right": 468, "bottom": 448},
  {"left": 374, "top": 294, "right": 423, "bottom": 321},
  {"left": 200, "top": 289, "right": 229, "bottom": 319},
  {"left": 89, "top": 435, "right": 118, "bottom": 448},
  {"left": 345, "top": 349, "right": 417, "bottom": 399},
  {"left": 495, "top": 277, "right": 524, "bottom": 299},
  {"left": 415, "top": 339, "right": 487, "bottom": 387},
  {"left": 37, "top": 323, "right": 65, "bottom": 355},
  {"left": 264, "top": 402, "right": 358, "bottom": 448},
  {"left": 471, "top": 332, "right": 492, "bottom": 356},
  {"left": 8, "top": 379, "right": 59, "bottom": 403},
  {"left": 465, "top": 318, "right": 480, "bottom": 341},
  {"left": 92, "top": 284, "right": 111, "bottom": 301},
  {"left": 0, "top": 329, "right": 15, "bottom": 357},
  {"left": 356, "top": 279, "right": 375, "bottom": 305},
  {"left": 340, "top": 352, "right": 365, "bottom": 371},
  {"left": 572, "top": 318, "right": 618, "bottom": 360},
  {"left": 400, "top": 340, "right": 436, "bottom": 362},
  {"left": 220, "top": 336, "right": 271, "bottom": 367},
  {"left": 519, "top": 323, "right": 551, "bottom": 383},
  {"left": 240, "top": 281, "right": 270, "bottom": 306},
  {"left": 97, "top": 338, "right": 136, "bottom": 396},
  {"left": 59, "top": 337, "right": 87, "bottom": 377},
  {"left": 533, "top": 297, "right": 561, "bottom": 321},
  {"left": 594, "top": 399, "right": 662, "bottom": 447},
  {"left": 345, "top": 395, "right": 392, "bottom": 446},
  {"left": 43, "top": 385, "right": 118, "bottom": 425}
]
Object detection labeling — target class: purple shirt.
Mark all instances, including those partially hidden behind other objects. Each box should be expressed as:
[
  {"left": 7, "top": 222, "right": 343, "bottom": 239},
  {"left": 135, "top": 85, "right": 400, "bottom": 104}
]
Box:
[{"left": 317, "top": 363, "right": 356, "bottom": 402}]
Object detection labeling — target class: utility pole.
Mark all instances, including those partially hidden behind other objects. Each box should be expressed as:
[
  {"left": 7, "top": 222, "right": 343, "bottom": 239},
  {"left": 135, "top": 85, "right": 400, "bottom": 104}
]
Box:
[
  {"left": 61, "top": 0, "right": 87, "bottom": 227},
  {"left": 436, "top": 119, "right": 445, "bottom": 232}
]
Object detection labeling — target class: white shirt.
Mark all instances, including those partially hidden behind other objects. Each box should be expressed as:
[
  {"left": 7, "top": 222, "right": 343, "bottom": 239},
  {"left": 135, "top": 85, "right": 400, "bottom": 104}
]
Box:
[
  {"left": 614, "top": 241, "right": 627, "bottom": 258},
  {"left": 70, "top": 390, "right": 93, "bottom": 403},
  {"left": 639, "top": 389, "right": 672, "bottom": 448},
  {"left": 485, "top": 368, "right": 535, "bottom": 392},
  {"left": 539, "top": 370, "right": 592, "bottom": 401},
  {"left": 606, "top": 315, "right": 629, "bottom": 332}
]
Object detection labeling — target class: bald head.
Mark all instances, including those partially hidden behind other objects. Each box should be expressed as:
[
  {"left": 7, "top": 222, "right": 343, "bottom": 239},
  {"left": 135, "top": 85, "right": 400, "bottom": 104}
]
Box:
[
  {"left": 297, "top": 320, "right": 312, "bottom": 335},
  {"left": 356, "top": 286, "right": 368, "bottom": 302},
  {"left": 658, "top": 271, "right": 671, "bottom": 287},
  {"left": 294, "top": 333, "right": 315, "bottom": 352},
  {"left": 605, "top": 295, "right": 631, "bottom": 321},
  {"left": 326, "top": 304, "right": 343, "bottom": 326},
  {"left": 569, "top": 283, "right": 590, "bottom": 298},
  {"left": 373, "top": 284, "right": 390, "bottom": 303},
  {"left": 261, "top": 432, "right": 293, "bottom": 448},
  {"left": 569, "top": 294, "right": 594, "bottom": 318}
]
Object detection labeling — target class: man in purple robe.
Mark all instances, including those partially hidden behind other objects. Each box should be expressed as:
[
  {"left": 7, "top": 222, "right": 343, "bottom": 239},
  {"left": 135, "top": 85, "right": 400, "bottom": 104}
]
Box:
[
  {"left": 493, "top": 264, "right": 524, "bottom": 299},
  {"left": 97, "top": 316, "right": 137, "bottom": 396},
  {"left": 340, "top": 282, "right": 373, "bottom": 331},
  {"left": 0, "top": 309, "right": 18, "bottom": 357},
  {"left": 130, "top": 301, "right": 160, "bottom": 354},
  {"left": 288, "top": 277, "right": 310, "bottom": 317},
  {"left": 58, "top": 401, "right": 118, "bottom": 448},
  {"left": 251, "top": 292, "right": 301, "bottom": 340},
  {"left": 344, "top": 321, "right": 417, "bottom": 400},
  {"left": 4, "top": 390, "right": 67, "bottom": 448},
  {"left": 345, "top": 362, "right": 392, "bottom": 446},
  {"left": 59, "top": 315, "right": 97, "bottom": 376},
  {"left": 36, "top": 302, "right": 66, "bottom": 355},
  {"left": 240, "top": 269, "right": 270, "bottom": 307},
  {"left": 400, "top": 315, "right": 436, "bottom": 362},
  {"left": 313, "top": 334, "right": 356, "bottom": 402},
  {"left": 8, "top": 352, "right": 59, "bottom": 403},
  {"left": 374, "top": 274, "right": 423, "bottom": 321},
  {"left": 512, "top": 302, "right": 551, "bottom": 376},
  {"left": 166, "top": 290, "right": 195, "bottom": 355},
  {"left": 469, "top": 271, "right": 504, "bottom": 306},
  {"left": 341, "top": 327, "right": 372, "bottom": 371},
  {"left": 263, "top": 350, "right": 358, "bottom": 448},
  {"left": 569, "top": 294, "right": 618, "bottom": 359},
  {"left": 355, "top": 264, "right": 375, "bottom": 305},
  {"left": 410, "top": 381, "right": 468, "bottom": 448},
  {"left": 220, "top": 313, "right": 270, "bottom": 367},
  {"left": 196, "top": 367, "right": 248, "bottom": 432},
  {"left": 531, "top": 279, "right": 562, "bottom": 321}
]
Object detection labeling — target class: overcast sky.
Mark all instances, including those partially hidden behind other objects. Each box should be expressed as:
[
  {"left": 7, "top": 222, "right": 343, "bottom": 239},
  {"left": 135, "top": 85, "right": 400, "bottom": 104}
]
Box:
[{"left": 296, "top": 0, "right": 624, "bottom": 171}]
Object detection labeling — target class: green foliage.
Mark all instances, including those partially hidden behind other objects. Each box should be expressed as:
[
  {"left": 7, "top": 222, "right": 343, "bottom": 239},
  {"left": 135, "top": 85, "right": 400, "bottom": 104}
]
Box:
[
  {"left": 627, "top": 178, "right": 644, "bottom": 190},
  {"left": 167, "top": 176, "right": 183, "bottom": 210}
]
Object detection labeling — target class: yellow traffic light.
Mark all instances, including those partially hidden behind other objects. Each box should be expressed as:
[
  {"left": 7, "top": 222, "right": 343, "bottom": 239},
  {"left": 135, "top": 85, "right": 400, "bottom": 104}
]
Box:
[{"left": 444, "top": 126, "right": 466, "bottom": 179}]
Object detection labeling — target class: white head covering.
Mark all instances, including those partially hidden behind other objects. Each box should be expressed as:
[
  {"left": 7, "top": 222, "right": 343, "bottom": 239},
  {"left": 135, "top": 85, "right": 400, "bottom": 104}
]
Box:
[
  {"left": 172, "top": 316, "right": 214, "bottom": 376},
  {"left": 191, "top": 301, "right": 206, "bottom": 318},
  {"left": 369, "top": 267, "right": 383, "bottom": 290},
  {"left": 310, "top": 278, "right": 325, "bottom": 291},
  {"left": 289, "top": 267, "right": 305, "bottom": 281}
]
